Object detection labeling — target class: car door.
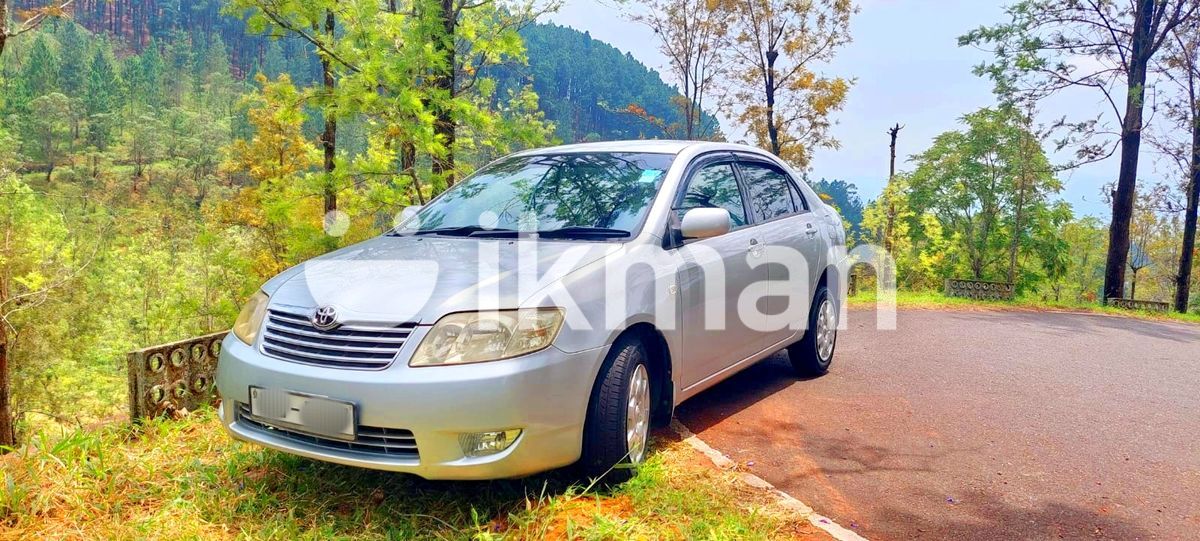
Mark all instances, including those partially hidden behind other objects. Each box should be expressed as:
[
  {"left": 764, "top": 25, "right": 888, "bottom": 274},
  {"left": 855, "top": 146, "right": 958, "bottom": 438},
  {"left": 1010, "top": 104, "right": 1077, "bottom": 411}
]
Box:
[
  {"left": 670, "top": 156, "right": 769, "bottom": 388},
  {"left": 736, "top": 158, "right": 825, "bottom": 346}
]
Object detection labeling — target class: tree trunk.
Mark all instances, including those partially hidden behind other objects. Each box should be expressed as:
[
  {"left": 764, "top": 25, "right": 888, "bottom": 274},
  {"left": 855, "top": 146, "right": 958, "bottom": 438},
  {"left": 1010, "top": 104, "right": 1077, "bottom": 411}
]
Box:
[
  {"left": 0, "top": 325, "right": 14, "bottom": 450},
  {"left": 1102, "top": 0, "right": 1155, "bottom": 303},
  {"left": 885, "top": 123, "right": 902, "bottom": 253},
  {"left": 319, "top": 9, "right": 337, "bottom": 216},
  {"left": 1176, "top": 114, "right": 1200, "bottom": 313},
  {"left": 764, "top": 49, "right": 780, "bottom": 156},
  {"left": 432, "top": 0, "right": 457, "bottom": 184},
  {"left": 401, "top": 140, "right": 425, "bottom": 205},
  {"left": 1130, "top": 269, "right": 1139, "bottom": 300},
  {"left": 0, "top": 0, "right": 8, "bottom": 57},
  {"left": 1008, "top": 129, "right": 1032, "bottom": 285}
]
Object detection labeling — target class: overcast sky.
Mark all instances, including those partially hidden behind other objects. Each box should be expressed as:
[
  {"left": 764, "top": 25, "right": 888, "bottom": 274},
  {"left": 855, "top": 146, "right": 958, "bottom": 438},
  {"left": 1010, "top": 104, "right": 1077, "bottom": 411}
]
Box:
[{"left": 544, "top": 0, "right": 1194, "bottom": 218}]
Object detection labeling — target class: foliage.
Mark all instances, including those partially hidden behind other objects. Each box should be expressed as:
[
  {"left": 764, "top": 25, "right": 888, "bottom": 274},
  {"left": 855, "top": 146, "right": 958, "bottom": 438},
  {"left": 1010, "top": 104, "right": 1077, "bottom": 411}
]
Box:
[
  {"left": 15, "top": 92, "right": 72, "bottom": 177},
  {"left": 960, "top": 0, "right": 1200, "bottom": 301},
  {"left": 863, "top": 107, "right": 1070, "bottom": 291},
  {"left": 628, "top": 0, "right": 729, "bottom": 140},
  {"left": 492, "top": 22, "right": 720, "bottom": 143},
  {"left": 717, "top": 0, "right": 856, "bottom": 167}
]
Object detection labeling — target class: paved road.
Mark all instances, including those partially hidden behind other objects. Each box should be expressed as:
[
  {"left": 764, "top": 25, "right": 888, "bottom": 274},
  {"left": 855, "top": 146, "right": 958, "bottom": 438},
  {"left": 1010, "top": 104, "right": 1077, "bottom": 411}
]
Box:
[{"left": 675, "top": 308, "right": 1200, "bottom": 540}]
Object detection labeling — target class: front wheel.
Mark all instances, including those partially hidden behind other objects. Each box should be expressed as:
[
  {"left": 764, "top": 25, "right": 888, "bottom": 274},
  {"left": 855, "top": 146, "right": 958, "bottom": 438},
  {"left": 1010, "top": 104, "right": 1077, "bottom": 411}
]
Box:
[
  {"left": 787, "top": 286, "right": 837, "bottom": 376},
  {"left": 580, "top": 337, "right": 652, "bottom": 483}
]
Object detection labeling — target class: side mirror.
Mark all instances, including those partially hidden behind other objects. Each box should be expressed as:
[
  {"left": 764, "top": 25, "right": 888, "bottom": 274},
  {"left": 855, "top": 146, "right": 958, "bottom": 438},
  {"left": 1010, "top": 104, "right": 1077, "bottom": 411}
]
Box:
[{"left": 679, "top": 207, "right": 732, "bottom": 239}]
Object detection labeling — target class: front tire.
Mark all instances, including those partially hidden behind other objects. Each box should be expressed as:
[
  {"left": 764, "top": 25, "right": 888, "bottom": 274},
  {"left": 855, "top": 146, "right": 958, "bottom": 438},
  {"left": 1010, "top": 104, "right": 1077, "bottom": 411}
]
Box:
[
  {"left": 580, "top": 337, "right": 652, "bottom": 484},
  {"left": 787, "top": 285, "right": 837, "bottom": 377}
]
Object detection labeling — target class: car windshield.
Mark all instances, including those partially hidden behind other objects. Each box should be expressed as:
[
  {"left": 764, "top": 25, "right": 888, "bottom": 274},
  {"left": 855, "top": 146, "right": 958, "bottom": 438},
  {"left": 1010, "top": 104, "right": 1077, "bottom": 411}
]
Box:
[{"left": 399, "top": 152, "right": 676, "bottom": 238}]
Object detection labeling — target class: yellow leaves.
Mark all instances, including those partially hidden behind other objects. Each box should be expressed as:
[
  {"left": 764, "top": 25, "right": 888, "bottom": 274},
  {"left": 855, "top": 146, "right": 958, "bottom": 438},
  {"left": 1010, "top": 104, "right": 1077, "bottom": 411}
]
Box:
[
  {"left": 722, "top": 0, "right": 854, "bottom": 166},
  {"left": 221, "top": 74, "right": 320, "bottom": 185}
]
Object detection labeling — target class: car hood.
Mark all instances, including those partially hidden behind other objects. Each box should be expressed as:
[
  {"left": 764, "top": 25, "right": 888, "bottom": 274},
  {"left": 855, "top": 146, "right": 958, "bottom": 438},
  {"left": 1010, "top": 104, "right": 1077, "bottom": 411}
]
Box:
[{"left": 263, "top": 235, "right": 616, "bottom": 325}]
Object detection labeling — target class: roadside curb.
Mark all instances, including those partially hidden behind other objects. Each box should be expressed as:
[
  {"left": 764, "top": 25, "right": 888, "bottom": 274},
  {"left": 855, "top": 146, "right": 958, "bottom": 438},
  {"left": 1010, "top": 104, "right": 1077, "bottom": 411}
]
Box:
[{"left": 670, "top": 419, "right": 869, "bottom": 541}]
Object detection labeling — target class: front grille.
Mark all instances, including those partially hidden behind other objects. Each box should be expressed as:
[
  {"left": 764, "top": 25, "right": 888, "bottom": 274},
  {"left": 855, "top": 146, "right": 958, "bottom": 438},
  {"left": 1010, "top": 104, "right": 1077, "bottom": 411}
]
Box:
[
  {"left": 237, "top": 403, "right": 419, "bottom": 458},
  {"left": 260, "top": 309, "right": 416, "bottom": 370}
]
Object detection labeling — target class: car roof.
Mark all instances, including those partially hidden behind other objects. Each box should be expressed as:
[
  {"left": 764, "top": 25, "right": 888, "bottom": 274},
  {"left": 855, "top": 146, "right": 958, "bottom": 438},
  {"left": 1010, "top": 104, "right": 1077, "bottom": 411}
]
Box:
[{"left": 509, "top": 140, "right": 770, "bottom": 157}]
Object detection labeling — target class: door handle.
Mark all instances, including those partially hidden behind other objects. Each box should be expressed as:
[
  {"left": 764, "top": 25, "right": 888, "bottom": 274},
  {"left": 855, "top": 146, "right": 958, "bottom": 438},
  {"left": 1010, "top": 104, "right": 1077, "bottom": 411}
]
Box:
[{"left": 805, "top": 224, "right": 818, "bottom": 238}]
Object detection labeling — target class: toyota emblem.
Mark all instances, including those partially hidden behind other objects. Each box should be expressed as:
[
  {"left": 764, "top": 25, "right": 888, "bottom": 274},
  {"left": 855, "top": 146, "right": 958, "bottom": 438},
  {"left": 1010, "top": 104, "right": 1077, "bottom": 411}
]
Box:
[{"left": 311, "top": 305, "right": 340, "bottom": 331}]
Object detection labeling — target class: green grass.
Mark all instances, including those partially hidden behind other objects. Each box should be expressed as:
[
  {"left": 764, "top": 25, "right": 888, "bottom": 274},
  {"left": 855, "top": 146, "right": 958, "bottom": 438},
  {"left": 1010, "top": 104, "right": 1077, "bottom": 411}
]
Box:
[
  {"left": 848, "top": 289, "right": 1200, "bottom": 324},
  {"left": 0, "top": 408, "right": 818, "bottom": 540}
]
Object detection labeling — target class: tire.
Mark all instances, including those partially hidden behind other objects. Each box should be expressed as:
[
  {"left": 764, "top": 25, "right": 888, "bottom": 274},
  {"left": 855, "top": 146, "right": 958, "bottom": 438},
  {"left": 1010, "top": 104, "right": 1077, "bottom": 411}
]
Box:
[
  {"left": 787, "top": 285, "right": 837, "bottom": 377},
  {"left": 579, "top": 336, "right": 652, "bottom": 484}
]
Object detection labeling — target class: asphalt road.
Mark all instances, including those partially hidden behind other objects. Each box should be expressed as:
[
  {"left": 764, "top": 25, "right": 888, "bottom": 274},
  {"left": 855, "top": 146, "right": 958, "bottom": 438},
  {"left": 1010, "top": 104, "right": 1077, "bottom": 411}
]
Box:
[{"left": 675, "top": 308, "right": 1200, "bottom": 540}]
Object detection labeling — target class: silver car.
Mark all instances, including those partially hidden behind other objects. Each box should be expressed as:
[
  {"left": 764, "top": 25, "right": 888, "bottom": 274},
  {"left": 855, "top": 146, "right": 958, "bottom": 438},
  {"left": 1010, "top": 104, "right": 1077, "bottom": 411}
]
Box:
[{"left": 216, "top": 140, "right": 846, "bottom": 481}]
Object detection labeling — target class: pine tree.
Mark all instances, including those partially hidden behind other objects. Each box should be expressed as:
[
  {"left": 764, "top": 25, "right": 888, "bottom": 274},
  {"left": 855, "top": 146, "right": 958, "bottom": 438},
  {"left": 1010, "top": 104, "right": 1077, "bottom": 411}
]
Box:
[
  {"left": 55, "top": 22, "right": 88, "bottom": 98},
  {"left": 139, "top": 39, "right": 165, "bottom": 109},
  {"left": 22, "top": 34, "right": 60, "bottom": 97},
  {"left": 261, "top": 40, "right": 286, "bottom": 79},
  {"left": 84, "top": 45, "right": 120, "bottom": 149}
]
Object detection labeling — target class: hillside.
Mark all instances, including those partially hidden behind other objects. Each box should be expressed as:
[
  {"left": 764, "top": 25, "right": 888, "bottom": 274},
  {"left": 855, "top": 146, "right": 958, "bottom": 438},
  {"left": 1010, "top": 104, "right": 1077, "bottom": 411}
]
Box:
[
  {"left": 8, "top": 0, "right": 707, "bottom": 143},
  {"left": 498, "top": 23, "right": 723, "bottom": 142}
]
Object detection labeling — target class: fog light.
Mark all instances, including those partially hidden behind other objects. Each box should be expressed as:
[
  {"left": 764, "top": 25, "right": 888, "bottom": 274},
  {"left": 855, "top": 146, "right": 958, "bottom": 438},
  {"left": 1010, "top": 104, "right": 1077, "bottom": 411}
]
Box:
[{"left": 459, "top": 429, "right": 522, "bottom": 457}]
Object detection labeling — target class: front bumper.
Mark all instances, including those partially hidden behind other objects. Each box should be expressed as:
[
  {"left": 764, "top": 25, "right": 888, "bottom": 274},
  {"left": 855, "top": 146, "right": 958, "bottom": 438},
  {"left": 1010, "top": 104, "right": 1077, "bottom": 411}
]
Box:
[{"left": 215, "top": 333, "right": 608, "bottom": 480}]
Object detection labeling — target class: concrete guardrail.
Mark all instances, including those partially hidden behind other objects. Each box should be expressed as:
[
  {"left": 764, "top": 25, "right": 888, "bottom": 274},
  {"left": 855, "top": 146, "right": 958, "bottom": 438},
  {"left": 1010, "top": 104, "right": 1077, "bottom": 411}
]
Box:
[
  {"left": 1107, "top": 298, "right": 1170, "bottom": 312},
  {"left": 127, "top": 331, "right": 226, "bottom": 422},
  {"left": 945, "top": 279, "right": 1015, "bottom": 301}
]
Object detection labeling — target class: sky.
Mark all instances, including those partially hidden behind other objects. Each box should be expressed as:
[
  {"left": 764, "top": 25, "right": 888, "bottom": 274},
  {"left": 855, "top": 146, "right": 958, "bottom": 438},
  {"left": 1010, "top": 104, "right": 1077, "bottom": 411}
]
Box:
[{"left": 544, "top": 0, "right": 1189, "bottom": 219}]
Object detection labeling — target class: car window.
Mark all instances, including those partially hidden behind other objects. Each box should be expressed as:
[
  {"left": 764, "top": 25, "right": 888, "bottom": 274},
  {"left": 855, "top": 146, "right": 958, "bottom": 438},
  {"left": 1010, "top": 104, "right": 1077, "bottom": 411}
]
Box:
[
  {"left": 740, "top": 162, "right": 797, "bottom": 221},
  {"left": 676, "top": 163, "right": 748, "bottom": 229},
  {"left": 788, "top": 180, "right": 809, "bottom": 211}
]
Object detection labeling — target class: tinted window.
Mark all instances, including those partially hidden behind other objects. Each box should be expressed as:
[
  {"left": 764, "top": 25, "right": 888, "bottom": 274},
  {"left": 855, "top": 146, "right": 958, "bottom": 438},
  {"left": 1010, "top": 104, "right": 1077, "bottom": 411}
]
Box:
[
  {"left": 677, "top": 163, "right": 748, "bottom": 228},
  {"left": 789, "top": 181, "right": 809, "bottom": 211},
  {"left": 740, "top": 163, "right": 797, "bottom": 221}
]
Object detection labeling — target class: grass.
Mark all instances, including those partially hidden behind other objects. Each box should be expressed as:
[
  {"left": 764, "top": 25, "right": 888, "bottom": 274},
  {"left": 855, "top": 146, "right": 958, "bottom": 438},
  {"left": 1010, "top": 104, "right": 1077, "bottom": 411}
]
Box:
[
  {"left": 848, "top": 289, "right": 1200, "bottom": 324},
  {"left": 0, "top": 408, "right": 824, "bottom": 540}
]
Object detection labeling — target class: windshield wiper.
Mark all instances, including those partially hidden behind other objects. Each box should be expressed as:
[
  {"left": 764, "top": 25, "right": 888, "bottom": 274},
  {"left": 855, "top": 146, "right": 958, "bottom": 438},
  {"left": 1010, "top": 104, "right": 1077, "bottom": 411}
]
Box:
[
  {"left": 411, "top": 225, "right": 519, "bottom": 237},
  {"left": 535, "top": 226, "right": 631, "bottom": 239}
]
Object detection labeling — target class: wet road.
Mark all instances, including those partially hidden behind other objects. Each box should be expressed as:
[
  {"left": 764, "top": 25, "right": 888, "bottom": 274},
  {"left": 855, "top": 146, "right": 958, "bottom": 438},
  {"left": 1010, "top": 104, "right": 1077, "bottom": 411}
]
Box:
[{"left": 675, "top": 309, "right": 1200, "bottom": 540}]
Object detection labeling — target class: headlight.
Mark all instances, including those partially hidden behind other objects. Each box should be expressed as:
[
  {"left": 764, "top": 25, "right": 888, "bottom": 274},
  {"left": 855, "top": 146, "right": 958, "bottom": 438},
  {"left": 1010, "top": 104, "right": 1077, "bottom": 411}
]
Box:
[
  {"left": 410, "top": 308, "right": 564, "bottom": 367},
  {"left": 232, "top": 291, "right": 269, "bottom": 345}
]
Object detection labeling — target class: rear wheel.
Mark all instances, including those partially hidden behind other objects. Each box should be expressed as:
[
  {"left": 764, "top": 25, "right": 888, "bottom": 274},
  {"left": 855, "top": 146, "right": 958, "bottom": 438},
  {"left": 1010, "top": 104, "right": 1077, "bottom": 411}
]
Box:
[
  {"left": 787, "top": 286, "right": 836, "bottom": 376},
  {"left": 580, "top": 337, "right": 651, "bottom": 483}
]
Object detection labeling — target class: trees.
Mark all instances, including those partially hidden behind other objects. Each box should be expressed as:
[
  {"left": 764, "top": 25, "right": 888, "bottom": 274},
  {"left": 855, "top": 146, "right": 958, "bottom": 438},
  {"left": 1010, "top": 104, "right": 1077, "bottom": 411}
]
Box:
[
  {"left": 19, "top": 92, "right": 73, "bottom": 180},
  {"left": 1157, "top": 26, "right": 1200, "bottom": 312},
  {"left": 906, "top": 107, "right": 1063, "bottom": 282},
  {"left": 0, "top": 0, "right": 74, "bottom": 57},
  {"left": 21, "top": 34, "right": 58, "bottom": 96},
  {"left": 224, "top": 1, "right": 341, "bottom": 212},
  {"left": 717, "top": 0, "right": 855, "bottom": 167},
  {"left": 962, "top": 0, "right": 1200, "bottom": 302},
  {"left": 230, "top": 0, "right": 553, "bottom": 197},
  {"left": 83, "top": 45, "right": 119, "bottom": 149},
  {"left": 0, "top": 175, "right": 74, "bottom": 449},
  {"left": 492, "top": 23, "right": 709, "bottom": 143},
  {"left": 630, "top": 0, "right": 728, "bottom": 139},
  {"left": 1054, "top": 217, "right": 1108, "bottom": 302},
  {"left": 119, "top": 112, "right": 163, "bottom": 185}
]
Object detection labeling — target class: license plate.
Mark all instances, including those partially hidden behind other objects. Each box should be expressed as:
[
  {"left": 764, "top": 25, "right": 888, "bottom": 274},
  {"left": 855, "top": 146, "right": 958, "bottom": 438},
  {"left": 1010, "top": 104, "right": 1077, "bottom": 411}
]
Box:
[{"left": 249, "top": 387, "right": 356, "bottom": 441}]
